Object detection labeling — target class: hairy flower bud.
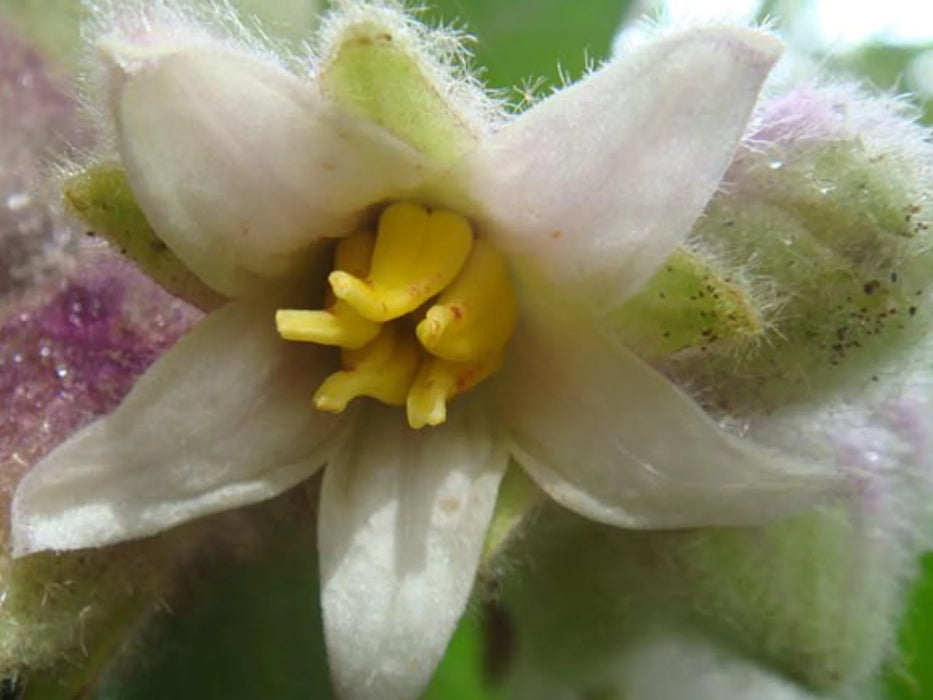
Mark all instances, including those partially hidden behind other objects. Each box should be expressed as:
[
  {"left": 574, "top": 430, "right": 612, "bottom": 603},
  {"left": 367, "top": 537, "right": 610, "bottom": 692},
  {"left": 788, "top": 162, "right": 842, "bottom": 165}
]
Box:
[{"left": 502, "top": 83, "right": 933, "bottom": 697}]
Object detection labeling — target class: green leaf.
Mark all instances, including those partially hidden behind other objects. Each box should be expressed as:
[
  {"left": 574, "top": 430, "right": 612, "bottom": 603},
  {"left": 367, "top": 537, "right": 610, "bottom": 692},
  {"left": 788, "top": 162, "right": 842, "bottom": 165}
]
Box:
[
  {"left": 91, "top": 509, "right": 334, "bottom": 700},
  {"left": 836, "top": 43, "right": 933, "bottom": 125},
  {"left": 0, "top": 0, "right": 320, "bottom": 68},
  {"left": 423, "top": 612, "right": 503, "bottom": 700},
  {"left": 418, "top": 0, "right": 633, "bottom": 93},
  {"left": 884, "top": 553, "right": 933, "bottom": 699}
]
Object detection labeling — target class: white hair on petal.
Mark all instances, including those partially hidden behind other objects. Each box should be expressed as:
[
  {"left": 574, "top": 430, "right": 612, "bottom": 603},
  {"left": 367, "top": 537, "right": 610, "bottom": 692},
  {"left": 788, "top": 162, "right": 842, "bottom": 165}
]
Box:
[
  {"left": 612, "top": 5, "right": 777, "bottom": 59},
  {"left": 71, "top": 0, "right": 506, "bottom": 168},
  {"left": 739, "top": 80, "right": 933, "bottom": 264},
  {"left": 75, "top": 0, "right": 307, "bottom": 161}
]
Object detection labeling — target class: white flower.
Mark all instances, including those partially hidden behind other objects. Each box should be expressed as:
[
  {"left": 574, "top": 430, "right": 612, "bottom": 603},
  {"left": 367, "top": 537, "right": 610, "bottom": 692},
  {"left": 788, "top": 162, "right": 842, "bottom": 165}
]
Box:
[{"left": 10, "top": 4, "right": 844, "bottom": 699}]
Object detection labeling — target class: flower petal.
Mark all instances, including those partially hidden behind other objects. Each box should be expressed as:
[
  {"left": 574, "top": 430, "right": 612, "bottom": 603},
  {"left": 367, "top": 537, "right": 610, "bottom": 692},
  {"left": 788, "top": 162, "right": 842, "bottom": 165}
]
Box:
[
  {"left": 460, "top": 26, "right": 782, "bottom": 309},
  {"left": 11, "top": 301, "right": 342, "bottom": 555},
  {"left": 318, "top": 400, "right": 507, "bottom": 700},
  {"left": 103, "top": 38, "right": 430, "bottom": 297},
  {"left": 500, "top": 317, "right": 846, "bottom": 528}
]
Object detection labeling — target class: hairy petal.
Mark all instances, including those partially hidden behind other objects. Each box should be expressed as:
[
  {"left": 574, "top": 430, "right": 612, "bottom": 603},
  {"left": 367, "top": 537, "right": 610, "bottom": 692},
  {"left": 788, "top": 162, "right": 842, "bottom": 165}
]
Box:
[
  {"left": 12, "top": 302, "right": 341, "bottom": 555},
  {"left": 500, "top": 316, "right": 846, "bottom": 528},
  {"left": 102, "top": 38, "right": 429, "bottom": 297},
  {"left": 460, "top": 26, "right": 782, "bottom": 311},
  {"left": 319, "top": 400, "right": 507, "bottom": 700}
]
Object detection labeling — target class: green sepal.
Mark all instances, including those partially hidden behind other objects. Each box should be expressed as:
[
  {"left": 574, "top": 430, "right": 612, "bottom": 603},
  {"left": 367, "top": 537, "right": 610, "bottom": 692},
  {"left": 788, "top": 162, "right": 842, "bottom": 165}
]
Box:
[
  {"left": 677, "top": 138, "right": 933, "bottom": 410},
  {"left": 0, "top": 549, "right": 161, "bottom": 698},
  {"left": 613, "top": 247, "right": 763, "bottom": 361},
  {"left": 20, "top": 596, "right": 150, "bottom": 700},
  {"left": 63, "top": 166, "right": 225, "bottom": 311},
  {"left": 481, "top": 465, "right": 543, "bottom": 565},
  {"left": 320, "top": 24, "right": 476, "bottom": 165}
]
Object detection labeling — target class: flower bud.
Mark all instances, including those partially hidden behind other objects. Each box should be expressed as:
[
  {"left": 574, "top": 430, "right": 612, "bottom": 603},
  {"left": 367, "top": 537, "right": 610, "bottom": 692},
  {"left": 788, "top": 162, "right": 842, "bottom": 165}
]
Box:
[
  {"left": 669, "top": 84, "right": 933, "bottom": 411},
  {"left": 501, "top": 84, "right": 933, "bottom": 695}
]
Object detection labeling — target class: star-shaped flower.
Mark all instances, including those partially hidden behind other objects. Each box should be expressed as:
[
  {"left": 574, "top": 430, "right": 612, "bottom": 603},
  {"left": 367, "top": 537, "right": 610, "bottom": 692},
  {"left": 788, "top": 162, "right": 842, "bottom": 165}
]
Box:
[{"left": 10, "top": 3, "right": 843, "bottom": 698}]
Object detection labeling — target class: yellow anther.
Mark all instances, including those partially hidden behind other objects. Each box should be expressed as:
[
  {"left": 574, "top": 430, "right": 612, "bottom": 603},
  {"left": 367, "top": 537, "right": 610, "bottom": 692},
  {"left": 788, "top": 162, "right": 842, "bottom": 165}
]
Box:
[
  {"left": 329, "top": 202, "right": 473, "bottom": 322},
  {"left": 406, "top": 354, "right": 503, "bottom": 429},
  {"left": 275, "top": 305, "right": 379, "bottom": 349},
  {"left": 415, "top": 239, "right": 517, "bottom": 362},
  {"left": 275, "top": 204, "right": 516, "bottom": 428},
  {"left": 334, "top": 230, "right": 376, "bottom": 278},
  {"left": 313, "top": 325, "right": 421, "bottom": 412},
  {"left": 275, "top": 231, "right": 380, "bottom": 349}
]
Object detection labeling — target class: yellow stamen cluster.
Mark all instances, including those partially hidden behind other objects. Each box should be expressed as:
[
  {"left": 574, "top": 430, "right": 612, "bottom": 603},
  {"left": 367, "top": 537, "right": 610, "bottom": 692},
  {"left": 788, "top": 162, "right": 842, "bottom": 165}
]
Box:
[{"left": 276, "top": 202, "right": 517, "bottom": 429}]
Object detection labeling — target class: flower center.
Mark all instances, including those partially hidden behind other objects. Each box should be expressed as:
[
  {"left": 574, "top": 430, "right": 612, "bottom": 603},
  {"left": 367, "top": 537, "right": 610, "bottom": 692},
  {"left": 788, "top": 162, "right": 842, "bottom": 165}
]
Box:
[{"left": 275, "top": 202, "right": 517, "bottom": 429}]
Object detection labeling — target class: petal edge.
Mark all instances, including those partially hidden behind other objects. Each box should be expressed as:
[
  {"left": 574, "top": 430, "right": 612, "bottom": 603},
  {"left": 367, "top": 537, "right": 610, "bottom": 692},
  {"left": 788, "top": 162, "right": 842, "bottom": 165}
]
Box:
[
  {"left": 460, "top": 25, "right": 783, "bottom": 311},
  {"left": 500, "top": 316, "right": 846, "bottom": 529},
  {"left": 12, "top": 302, "right": 341, "bottom": 555}
]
